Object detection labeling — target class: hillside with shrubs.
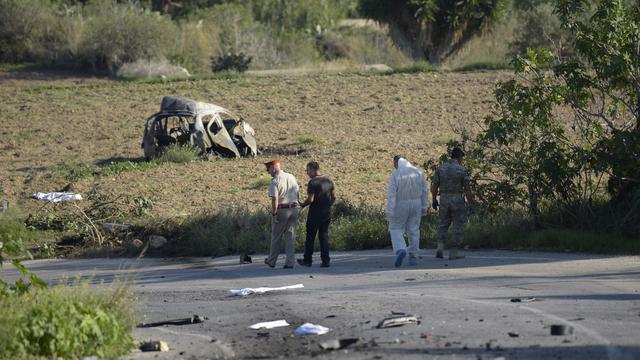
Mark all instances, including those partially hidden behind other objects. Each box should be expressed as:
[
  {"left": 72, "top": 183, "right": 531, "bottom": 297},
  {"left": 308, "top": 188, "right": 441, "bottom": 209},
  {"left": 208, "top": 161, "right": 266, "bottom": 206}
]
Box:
[{"left": 0, "top": 0, "right": 581, "bottom": 77}]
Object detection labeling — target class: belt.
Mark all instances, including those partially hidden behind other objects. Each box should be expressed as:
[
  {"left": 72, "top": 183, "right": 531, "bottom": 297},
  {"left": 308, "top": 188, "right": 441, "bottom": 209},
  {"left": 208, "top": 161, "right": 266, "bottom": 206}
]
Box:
[{"left": 277, "top": 203, "right": 298, "bottom": 209}]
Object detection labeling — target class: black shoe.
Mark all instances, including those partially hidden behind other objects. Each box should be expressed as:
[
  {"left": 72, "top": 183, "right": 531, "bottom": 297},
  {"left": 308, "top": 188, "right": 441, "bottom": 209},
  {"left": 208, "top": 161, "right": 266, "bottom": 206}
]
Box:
[
  {"left": 264, "top": 259, "right": 275, "bottom": 268},
  {"left": 297, "top": 259, "right": 312, "bottom": 267},
  {"left": 283, "top": 265, "right": 294, "bottom": 269},
  {"left": 320, "top": 261, "right": 330, "bottom": 268}
]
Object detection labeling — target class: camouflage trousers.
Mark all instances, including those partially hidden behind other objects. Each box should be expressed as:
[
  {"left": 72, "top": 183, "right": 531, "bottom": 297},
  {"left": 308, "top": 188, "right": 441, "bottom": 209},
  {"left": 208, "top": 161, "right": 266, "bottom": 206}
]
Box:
[{"left": 436, "top": 194, "right": 467, "bottom": 248}]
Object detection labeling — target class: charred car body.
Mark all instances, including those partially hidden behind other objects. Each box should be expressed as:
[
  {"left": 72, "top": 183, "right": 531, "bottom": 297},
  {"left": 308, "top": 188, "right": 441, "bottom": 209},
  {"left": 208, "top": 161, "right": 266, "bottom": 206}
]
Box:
[{"left": 142, "top": 96, "right": 257, "bottom": 159}]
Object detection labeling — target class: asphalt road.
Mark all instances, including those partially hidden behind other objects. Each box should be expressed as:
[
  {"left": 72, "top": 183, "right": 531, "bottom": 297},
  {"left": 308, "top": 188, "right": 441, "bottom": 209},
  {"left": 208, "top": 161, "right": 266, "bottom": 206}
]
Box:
[{"left": 3, "top": 250, "right": 640, "bottom": 360}]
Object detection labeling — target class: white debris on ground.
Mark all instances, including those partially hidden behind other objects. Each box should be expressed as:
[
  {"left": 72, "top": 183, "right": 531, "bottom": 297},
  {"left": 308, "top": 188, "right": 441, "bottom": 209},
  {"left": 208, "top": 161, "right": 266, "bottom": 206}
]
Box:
[
  {"left": 32, "top": 192, "right": 82, "bottom": 202},
  {"left": 248, "top": 320, "right": 290, "bottom": 330},
  {"left": 227, "top": 284, "right": 304, "bottom": 297},
  {"left": 294, "top": 323, "right": 330, "bottom": 336}
]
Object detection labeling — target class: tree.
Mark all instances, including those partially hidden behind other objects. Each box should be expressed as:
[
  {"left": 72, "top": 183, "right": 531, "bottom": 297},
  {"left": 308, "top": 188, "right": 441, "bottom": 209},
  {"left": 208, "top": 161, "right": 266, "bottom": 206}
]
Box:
[
  {"left": 555, "top": 0, "right": 640, "bottom": 202},
  {"left": 460, "top": 0, "right": 639, "bottom": 230},
  {"left": 358, "top": 0, "right": 506, "bottom": 63}
]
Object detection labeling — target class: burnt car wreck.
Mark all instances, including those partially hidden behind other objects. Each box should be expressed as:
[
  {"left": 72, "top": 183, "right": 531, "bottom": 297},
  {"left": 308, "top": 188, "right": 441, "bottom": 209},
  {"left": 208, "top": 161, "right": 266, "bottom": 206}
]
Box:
[{"left": 142, "top": 96, "right": 257, "bottom": 159}]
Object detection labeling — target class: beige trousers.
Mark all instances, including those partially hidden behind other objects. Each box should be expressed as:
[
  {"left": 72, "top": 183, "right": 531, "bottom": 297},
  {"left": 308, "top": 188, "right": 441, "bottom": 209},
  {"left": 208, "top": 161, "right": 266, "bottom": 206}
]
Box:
[{"left": 266, "top": 207, "right": 299, "bottom": 267}]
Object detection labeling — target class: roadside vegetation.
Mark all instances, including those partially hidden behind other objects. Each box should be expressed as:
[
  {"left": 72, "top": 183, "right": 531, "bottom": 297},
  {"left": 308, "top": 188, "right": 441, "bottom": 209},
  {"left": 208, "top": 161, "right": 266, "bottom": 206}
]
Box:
[
  {"left": 0, "top": 209, "right": 135, "bottom": 359},
  {"left": 0, "top": 281, "right": 135, "bottom": 359}
]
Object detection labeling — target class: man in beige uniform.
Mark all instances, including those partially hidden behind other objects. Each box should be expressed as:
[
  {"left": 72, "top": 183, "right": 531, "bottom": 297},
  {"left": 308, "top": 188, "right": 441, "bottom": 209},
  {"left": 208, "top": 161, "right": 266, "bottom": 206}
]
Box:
[
  {"left": 264, "top": 159, "right": 300, "bottom": 269},
  {"left": 431, "top": 147, "right": 476, "bottom": 260}
]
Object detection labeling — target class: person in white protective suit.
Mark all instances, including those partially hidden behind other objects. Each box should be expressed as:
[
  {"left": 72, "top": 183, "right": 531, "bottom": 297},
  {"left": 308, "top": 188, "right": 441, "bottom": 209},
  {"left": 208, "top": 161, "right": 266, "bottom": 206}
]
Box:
[{"left": 386, "top": 156, "right": 429, "bottom": 267}]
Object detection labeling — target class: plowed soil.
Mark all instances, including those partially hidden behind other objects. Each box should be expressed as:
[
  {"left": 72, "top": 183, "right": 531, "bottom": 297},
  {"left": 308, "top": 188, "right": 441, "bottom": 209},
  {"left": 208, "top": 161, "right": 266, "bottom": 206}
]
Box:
[{"left": 0, "top": 70, "right": 512, "bottom": 217}]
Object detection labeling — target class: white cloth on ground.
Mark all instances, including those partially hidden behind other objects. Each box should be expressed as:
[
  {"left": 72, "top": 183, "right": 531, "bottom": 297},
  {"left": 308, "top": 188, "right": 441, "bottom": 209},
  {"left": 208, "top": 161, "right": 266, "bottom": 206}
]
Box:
[
  {"left": 249, "top": 320, "right": 290, "bottom": 329},
  {"left": 226, "top": 283, "right": 304, "bottom": 297},
  {"left": 32, "top": 192, "right": 83, "bottom": 202},
  {"left": 294, "top": 323, "right": 330, "bottom": 336},
  {"left": 386, "top": 158, "right": 428, "bottom": 256}
]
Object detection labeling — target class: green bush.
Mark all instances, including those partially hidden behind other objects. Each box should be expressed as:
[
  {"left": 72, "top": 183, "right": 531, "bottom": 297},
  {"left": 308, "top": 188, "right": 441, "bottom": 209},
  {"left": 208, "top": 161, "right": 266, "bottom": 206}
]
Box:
[
  {"left": 335, "top": 25, "right": 411, "bottom": 67},
  {"left": 0, "top": 0, "right": 56, "bottom": 63},
  {"left": 250, "top": 0, "right": 357, "bottom": 33},
  {"left": 454, "top": 60, "right": 512, "bottom": 72},
  {"left": 391, "top": 61, "right": 440, "bottom": 74},
  {"left": 0, "top": 208, "right": 47, "bottom": 296},
  {"left": 156, "top": 144, "right": 199, "bottom": 163},
  {"left": 80, "top": 2, "right": 175, "bottom": 72},
  {"left": 162, "top": 207, "right": 272, "bottom": 256},
  {"left": 171, "top": 19, "right": 221, "bottom": 73},
  {"left": 0, "top": 281, "right": 135, "bottom": 359},
  {"left": 508, "top": 2, "right": 574, "bottom": 59}
]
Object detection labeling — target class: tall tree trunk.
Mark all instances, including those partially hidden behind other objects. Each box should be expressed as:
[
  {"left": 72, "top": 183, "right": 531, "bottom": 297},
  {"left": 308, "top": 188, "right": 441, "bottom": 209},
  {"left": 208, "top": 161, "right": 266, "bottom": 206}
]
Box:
[{"left": 527, "top": 182, "right": 540, "bottom": 229}]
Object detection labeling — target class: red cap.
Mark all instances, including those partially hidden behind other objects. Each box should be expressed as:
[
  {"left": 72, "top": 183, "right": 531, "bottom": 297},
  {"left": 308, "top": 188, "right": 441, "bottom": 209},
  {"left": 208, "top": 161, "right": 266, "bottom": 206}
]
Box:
[{"left": 264, "top": 159, "right": 280, "bottom": 168}]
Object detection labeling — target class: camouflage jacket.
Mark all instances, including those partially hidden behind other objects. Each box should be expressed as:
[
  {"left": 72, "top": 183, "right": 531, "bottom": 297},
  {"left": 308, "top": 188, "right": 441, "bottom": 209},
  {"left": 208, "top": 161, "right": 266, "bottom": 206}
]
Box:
[{"left": 432, "top": 160, "right": 470, "bottom": 195}]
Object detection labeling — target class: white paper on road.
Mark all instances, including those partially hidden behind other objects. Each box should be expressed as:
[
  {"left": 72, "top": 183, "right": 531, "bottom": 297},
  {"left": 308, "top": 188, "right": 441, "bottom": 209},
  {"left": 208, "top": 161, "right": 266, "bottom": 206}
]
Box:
[
  {"left": 227, "top": 283, "right": 304, "bottom": 297},
  {"left": 294, "top": 323, "right": 330, "bottom": 336},
  {"left": 249, "top": 320, "right": 290, "bottom": 330},
  {"left": 32, "top": 192, "right": 83, "bottom": 203}
]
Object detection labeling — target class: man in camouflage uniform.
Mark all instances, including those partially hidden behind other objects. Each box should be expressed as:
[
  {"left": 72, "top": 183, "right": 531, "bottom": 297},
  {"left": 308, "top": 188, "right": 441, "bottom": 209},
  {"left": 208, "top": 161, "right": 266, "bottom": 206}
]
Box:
[{"left": 431, "top": 147, "right": 476, "bottom": 260}]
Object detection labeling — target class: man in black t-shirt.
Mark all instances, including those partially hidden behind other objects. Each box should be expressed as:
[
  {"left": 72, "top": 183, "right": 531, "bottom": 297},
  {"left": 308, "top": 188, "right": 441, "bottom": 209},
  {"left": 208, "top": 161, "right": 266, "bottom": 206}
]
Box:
[{"left": 297, "top": 161, "right": 336, "bottom": 268}]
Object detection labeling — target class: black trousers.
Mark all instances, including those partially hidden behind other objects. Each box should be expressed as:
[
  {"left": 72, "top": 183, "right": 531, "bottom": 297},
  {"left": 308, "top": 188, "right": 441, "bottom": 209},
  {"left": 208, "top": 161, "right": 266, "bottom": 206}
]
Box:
[{"left": 304, "top": 217, "right": 330, "bottom": 264}]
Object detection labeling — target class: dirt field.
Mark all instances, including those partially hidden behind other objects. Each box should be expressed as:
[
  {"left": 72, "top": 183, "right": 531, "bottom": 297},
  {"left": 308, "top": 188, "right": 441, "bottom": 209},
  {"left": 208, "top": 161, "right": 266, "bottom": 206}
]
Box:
[{"left": 0, "top": 69, "right": 512, "bottom": 217}]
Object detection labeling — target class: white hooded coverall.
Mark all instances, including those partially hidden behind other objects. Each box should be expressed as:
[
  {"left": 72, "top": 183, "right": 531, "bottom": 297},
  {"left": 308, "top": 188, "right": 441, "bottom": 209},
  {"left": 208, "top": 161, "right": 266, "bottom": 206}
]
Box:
[{"left": 386, "top": 158, "right": 429, "bottom": 257}]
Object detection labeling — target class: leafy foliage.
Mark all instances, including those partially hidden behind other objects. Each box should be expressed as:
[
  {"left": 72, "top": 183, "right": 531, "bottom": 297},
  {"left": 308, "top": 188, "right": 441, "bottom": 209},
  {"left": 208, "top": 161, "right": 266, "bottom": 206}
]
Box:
[
  {"left": 0, "top": 209, "right": 46, "bottom": 297},
  {"left": 0, "top": 280, "right": 135, "bottom": 359},
  {"left": 457, "top": 0, "right": 640, "bottom": 233},
  {"left": 508, "top": 1, "right": 576, "bottom": 59},
  {"left": 156, "top": 144, "right": 199, "bottom": 163}
]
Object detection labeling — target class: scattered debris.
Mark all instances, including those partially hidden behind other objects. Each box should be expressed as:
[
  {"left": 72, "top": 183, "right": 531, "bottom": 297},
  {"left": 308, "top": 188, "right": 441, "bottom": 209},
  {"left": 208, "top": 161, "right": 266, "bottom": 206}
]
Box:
[
  {"left": 420, "top": 332, "right": 432, "bottom": 340},
  {"left": 227, "top": 283, "right": 304, "bottom": 297},
  {"left": 240, "top": 254, "right": 252, "bottom": 264},
  {"left": 137, "top": 315, "right": 205, "bottom": 328},
  {"left": 294, "top": 323, "right": 330, "bottom": 336},
  {"left": 510, "top": 297, "right": 537, "bottom": 302},
  {"left": 377, "top": 315, "right": 419, "bottom": 329},
  {"left": 319, "top": 338, "right": 359, "bottom": 351},
  {"left": 249, "top": 320, "right": 290, "bottom": 330},
  {"left": 149, "top": 235, "right": 167, "bottom": 249},
  {"left": 131, "top": 239, "right": 144, "bottom": 248},
  {"left": 101, "top": 222, "right": 132, "bottom": 231},
  {"left": 508, "top": 332, "right": 519, "bottom": 338},
  {"left": 550, "top": 324, "right": 573, "bottom": 336},
  {"left": 139, "top": 341, "right": 169, "bottom": 352},
  {"left": 257, "top": 332, "right": 270, "bottom": 337},
  {"left": 32, "top": 192, "right": 82, "bottom": 203}
]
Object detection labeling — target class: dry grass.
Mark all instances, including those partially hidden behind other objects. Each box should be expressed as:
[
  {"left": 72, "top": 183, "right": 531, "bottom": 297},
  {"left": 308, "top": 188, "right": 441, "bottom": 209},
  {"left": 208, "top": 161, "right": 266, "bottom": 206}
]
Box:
[{"left": 0, "top": 69, "right": 512, "bottom": 218}]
